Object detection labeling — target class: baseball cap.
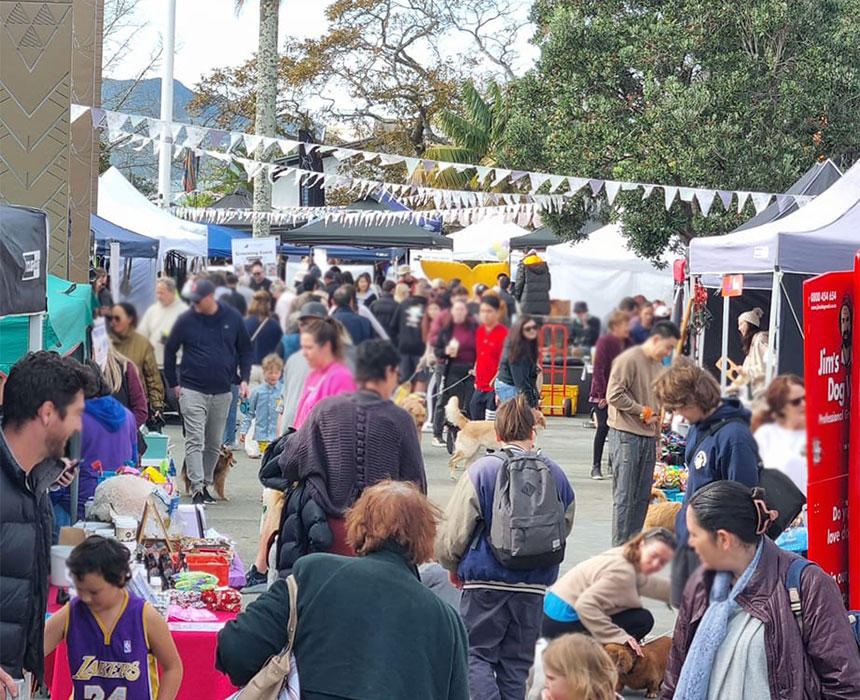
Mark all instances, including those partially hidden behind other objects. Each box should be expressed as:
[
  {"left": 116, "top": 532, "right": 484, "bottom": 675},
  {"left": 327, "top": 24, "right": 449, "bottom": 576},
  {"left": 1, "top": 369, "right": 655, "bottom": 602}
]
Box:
[
  {"left": 573, "top": 301, "right": 588, "bottom": 314},
  {"left": 186, "top": 278, "right": 215, "bottom": 303},
  {"left": 653, "top": 304, "right": 671, "bottom": 319},
  {"left": 298, "top": 300, "right": 328, "bottom": 321}
]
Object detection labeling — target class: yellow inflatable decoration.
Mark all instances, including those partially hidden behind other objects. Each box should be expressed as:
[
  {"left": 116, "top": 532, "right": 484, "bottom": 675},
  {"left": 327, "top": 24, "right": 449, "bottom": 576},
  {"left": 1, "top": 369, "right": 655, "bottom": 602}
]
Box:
[{"left": 420, "top": 260, "right": 511, "bottom": 289}]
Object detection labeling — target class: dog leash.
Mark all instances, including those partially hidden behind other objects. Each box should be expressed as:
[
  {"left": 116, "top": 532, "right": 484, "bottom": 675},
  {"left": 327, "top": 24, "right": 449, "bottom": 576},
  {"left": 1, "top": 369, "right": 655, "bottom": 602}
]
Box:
[{"left": 429, "top": 373, "right": 473, "bottom": 399}]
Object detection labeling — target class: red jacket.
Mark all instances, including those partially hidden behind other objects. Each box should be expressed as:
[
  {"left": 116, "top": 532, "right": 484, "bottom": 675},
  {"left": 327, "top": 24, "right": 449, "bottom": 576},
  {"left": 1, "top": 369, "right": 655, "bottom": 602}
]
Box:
[
  {"left": 474, "top": 324, "right": 507, "bottom": 392},
  {"left": 662, "top": 537, "right": 860, "bottom": 700}
]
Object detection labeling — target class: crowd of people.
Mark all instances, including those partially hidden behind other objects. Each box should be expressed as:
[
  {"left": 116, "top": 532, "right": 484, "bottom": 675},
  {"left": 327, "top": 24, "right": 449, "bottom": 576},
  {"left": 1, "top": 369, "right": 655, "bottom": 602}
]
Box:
[{"left": 1, "top": 252, "right": 858, "bottom": 700}]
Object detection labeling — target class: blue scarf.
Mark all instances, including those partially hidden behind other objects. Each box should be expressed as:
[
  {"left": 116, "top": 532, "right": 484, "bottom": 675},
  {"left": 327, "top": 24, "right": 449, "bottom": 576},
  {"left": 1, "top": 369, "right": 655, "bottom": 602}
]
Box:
[{"left": 674, "top": 538, "right": 764, "bottom": 700}]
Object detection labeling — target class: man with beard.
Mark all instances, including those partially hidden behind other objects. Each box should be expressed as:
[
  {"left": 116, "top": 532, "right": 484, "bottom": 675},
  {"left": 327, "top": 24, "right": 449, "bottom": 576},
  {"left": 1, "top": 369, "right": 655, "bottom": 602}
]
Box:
[
  {"left": 1, "top": 351, "right": 93, "bottom": 695},
  {"left": 840, "top": 296, "right": 852, "bottom": 405}
]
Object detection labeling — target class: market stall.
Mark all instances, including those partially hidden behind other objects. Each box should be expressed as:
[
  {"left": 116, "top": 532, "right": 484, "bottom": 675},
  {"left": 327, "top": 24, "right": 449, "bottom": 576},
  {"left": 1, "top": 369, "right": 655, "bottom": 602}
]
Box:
[{"left": 689, "top": 159, "right": 859, "bottom": 387}]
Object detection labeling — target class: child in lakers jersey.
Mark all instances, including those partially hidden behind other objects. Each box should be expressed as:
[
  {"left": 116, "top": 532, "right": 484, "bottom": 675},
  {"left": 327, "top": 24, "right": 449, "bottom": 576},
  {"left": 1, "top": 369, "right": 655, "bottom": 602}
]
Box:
[{"left": 44, "top": 536, "right": 183, "bottom": 700}]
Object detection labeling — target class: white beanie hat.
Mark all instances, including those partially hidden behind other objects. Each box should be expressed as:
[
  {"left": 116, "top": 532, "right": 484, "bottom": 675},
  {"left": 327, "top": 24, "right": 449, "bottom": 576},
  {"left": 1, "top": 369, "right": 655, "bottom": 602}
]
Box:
[{"left": 738, "top": 307, "right": 764, "bottom": 328}]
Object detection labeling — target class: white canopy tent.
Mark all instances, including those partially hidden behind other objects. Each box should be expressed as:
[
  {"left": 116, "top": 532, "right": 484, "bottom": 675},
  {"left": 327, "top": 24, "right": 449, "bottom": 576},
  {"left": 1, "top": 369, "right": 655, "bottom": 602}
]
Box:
[
  {"left": 448, "top": 215, "right": 529, "bottom": 261},
  {"left": 544, "top": 223, "right": 675, "bottom": 320},
  {"left": 98, "top": 167, "right": 208, "bottom": 313},
  {"left": 689, "top": 160, "right": 860, "bottom": 388},
  {"left": 98, "top": 167, "right": 208, "bottom": 264}
]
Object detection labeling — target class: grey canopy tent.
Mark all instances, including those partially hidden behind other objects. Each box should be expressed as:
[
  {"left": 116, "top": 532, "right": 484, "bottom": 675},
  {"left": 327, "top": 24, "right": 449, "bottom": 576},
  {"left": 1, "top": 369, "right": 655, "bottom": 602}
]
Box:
[{"left": 688, "top": 159, "right": 858, "bottom": 387}]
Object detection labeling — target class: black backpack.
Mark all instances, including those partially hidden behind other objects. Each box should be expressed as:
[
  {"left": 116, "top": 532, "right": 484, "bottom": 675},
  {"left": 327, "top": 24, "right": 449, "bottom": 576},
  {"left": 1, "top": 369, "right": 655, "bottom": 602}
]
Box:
[
  {"left": 258, "top": 429, "right": 295, "bottom": 492},
  {"left": 488, "top": 449, "right": 567, "bottom": 570}
]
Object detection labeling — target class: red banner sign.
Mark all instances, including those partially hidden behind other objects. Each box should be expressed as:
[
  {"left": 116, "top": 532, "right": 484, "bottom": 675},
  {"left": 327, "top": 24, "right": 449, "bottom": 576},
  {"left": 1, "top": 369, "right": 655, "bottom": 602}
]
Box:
[
  {"left": 850, "top": 253, "right": 860, "bottom": 609},
  {"left": 803, "top": 271, "right": 853, "bottom": 604}
]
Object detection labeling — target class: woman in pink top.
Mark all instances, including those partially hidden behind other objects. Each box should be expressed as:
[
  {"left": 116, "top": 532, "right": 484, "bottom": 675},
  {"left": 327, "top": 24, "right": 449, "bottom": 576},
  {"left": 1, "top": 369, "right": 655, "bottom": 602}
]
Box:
[{"left": 293, "top": 317, "right": 357, "bottom": 429}]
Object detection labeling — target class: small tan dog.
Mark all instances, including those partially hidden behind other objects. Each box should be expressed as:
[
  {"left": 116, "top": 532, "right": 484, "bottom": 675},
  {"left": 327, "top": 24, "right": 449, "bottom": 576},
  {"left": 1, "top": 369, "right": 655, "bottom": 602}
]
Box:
[
  {"left": 445, "top": 396, "right": 547, "bottom": 478},
  {"left": 182, "top": 445, "right": 237, "bottom": 500},
  {"left": 644, "top": 488, "right": 682, "bottom": 533},
  {"left": 605, "top": 636, "right": 673, "bottom": 698}
]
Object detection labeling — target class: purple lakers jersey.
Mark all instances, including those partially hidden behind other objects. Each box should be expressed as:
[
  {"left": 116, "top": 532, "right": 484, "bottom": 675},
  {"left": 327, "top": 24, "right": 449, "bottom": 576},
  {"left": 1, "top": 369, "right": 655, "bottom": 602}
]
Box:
[{"left": 66, "top": 591, "right": 158, "bottom": 700}]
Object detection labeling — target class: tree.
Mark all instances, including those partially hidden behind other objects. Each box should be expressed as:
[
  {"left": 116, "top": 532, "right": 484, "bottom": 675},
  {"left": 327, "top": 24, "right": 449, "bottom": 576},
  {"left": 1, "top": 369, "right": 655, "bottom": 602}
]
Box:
[
  {"left": 235, "top": 0, "right": 280, "bottom": 237},
  {"left": 503, "top": 0, "right": 860, "bottom": 260},
  {"left": 421, "top": 79, "right": 509, "bottom": 188},
  {"left": 192, "top": 0, "right": 531, "bottom": 157}
]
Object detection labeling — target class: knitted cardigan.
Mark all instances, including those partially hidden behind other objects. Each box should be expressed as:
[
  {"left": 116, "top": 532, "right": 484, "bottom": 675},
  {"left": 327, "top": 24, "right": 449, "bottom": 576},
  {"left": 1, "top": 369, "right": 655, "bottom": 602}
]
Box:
[{"left": 279, "top": 390, "right": 427, "bottom": 517}]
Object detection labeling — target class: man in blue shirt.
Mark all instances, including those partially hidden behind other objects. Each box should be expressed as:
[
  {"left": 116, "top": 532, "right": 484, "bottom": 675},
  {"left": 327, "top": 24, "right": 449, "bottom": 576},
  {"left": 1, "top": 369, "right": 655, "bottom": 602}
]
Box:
[{"left": 165, "top": 278, "right": 252, "bottom": 505}]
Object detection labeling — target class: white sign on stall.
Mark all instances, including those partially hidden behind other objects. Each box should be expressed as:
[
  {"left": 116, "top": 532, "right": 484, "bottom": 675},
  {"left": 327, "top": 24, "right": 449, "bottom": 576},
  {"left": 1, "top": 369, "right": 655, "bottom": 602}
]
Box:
[
  {"left": 231, "top": 236, "right": 279, "bottom": 278},
  {"left": 92, "top": 317, "right": 109, "bottom": 370}
]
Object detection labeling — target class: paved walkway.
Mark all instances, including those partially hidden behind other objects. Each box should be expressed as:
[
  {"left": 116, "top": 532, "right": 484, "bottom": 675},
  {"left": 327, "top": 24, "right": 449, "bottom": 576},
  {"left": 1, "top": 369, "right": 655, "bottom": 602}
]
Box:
[{"left": 163, "top": 413, "right": 674, "bottom": 698}]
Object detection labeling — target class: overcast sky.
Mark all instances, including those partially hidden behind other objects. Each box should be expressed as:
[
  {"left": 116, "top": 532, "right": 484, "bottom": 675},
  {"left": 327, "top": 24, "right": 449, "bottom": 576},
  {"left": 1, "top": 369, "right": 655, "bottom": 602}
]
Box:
[{"left": 109, "top": 0, "right": 537, "bottom": 89}]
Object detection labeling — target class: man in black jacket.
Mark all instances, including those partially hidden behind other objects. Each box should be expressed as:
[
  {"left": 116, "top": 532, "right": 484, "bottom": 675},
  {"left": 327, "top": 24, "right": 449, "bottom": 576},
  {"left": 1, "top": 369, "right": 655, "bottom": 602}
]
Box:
[
  {"left": 392, "top": 280, "right": 431, "bottom": 390},
  {"left": 514, "top": 249, "right": 552, "bottom": 317},
  {"left": 1, "top": 351, "right": 92, "bottom": 692},
  {"left": 165, "top": 278, "right": 253, "bottom": 505},
  {"left": 370, "top": 280, "right": 399, "bottom": 338}
]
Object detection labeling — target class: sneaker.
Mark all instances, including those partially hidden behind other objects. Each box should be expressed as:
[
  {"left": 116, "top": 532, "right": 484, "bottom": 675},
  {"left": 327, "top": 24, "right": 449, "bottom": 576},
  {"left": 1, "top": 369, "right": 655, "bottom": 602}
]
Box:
[
  {"left": 431, "top": 437, "right": 446, "bottom": 447},
  {"left": 192, "top": 491, "right": 205, "bottom": 506},
  {"left": 241, "top": 565, "right": 269, "bottom": 594},
  {"left": 202, "top": 487, "right": 217, "bottom": 504},
  {"left": 421, "top": 421, "right": 434, "bottom": 433},
  {"left": 590, "top": 467, "right": 604, "bottom": 480}
]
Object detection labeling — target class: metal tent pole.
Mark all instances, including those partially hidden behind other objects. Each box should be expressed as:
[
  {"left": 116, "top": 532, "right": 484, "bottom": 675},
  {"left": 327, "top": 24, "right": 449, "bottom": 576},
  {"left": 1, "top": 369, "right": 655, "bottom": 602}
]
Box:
[
  {"left": 765, "top": 266, "right": 783, "bottom": 385},
  {"left": 720, "top": 291, "right": 730, "bottom": 394}
]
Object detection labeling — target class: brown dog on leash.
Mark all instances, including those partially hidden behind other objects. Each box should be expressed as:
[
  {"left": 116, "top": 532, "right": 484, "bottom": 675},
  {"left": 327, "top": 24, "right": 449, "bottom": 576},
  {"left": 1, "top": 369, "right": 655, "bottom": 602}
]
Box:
[
  {"left": 604, "top": 636, "right": 673, "bottom": 698},
  {"left": 181, "top": 444, "right": 237, "bottom": 500}
]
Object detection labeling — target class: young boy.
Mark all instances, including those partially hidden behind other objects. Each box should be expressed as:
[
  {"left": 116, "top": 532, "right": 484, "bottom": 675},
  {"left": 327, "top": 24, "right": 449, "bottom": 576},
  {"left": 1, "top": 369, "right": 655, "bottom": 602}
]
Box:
[
  {"left": 470, "top": 294, "right": 508, "bottom": 421},
  {"left": 44, "top": 536, "right": 183, "bottom": 700},
  {"left": 240, "top": 353, "right": 284, "bottom": 454}
]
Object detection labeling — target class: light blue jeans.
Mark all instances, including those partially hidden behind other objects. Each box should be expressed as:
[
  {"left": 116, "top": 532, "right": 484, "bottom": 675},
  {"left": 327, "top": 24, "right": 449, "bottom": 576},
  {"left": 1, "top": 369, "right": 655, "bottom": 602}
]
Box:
[{"left": 495, "top": 380, "right": 518, "bottom": 404}]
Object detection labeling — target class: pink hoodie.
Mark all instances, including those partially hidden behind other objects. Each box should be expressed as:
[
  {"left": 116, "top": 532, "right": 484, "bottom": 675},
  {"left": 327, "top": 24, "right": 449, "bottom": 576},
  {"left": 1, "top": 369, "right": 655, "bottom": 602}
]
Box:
[{"left": 293, "top": 361, "right": 356, "bottom": 429}]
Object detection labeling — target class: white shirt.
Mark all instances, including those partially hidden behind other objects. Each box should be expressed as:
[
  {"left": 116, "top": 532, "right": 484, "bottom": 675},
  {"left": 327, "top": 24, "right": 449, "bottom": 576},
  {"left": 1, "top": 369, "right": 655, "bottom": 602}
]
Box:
[
  {"left": 754, "top": 422, "right": 807, "bottom": 494},
  {"left": 137, "top": 298, "right": 188, "bottom": 367}
]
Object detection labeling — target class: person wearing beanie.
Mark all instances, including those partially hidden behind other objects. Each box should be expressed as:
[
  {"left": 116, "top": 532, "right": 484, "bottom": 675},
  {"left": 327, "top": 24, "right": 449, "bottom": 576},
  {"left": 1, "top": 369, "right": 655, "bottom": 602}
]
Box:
[{"left": 733, "top": 307, "right": 770, "bottom": 408}]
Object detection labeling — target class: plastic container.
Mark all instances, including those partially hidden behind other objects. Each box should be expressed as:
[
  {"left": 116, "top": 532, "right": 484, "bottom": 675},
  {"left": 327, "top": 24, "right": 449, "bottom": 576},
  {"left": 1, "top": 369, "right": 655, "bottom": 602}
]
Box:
[
  {"left": 144, "top": 432, "right": 169, "bottom": 461},
  {"left": 114, "top": 516, "right": 138, "bottom": 542},
  {"left": 174, "top": 553, "right": 230, "bottom": 587},
  {"left": 51, "top": 545, "right": 74, "bottom": 587}
]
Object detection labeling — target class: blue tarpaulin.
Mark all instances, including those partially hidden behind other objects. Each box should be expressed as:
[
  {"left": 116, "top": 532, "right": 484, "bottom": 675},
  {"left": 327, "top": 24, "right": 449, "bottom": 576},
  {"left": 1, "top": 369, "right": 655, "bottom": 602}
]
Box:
[
  {"left": 92, "top": 214, "right": 159, "bottom": 259},
  {"left": 208, "top": 223, "right": 251, "bottom": 257}
]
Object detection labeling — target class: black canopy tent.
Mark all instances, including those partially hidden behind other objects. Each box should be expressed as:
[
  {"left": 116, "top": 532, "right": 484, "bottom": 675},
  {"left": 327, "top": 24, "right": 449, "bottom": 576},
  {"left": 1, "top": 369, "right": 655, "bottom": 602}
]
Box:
[{"left": 509, "top": 227, "right": 561, "bottom": 250}]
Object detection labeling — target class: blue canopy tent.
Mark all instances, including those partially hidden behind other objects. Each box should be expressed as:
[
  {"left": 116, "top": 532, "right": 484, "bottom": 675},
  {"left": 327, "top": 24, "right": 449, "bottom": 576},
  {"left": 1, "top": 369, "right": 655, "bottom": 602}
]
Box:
[
  {"left": 91, "top": 214, "right": 159, "bottom": 258},
  {"left": 207, "top": 223, "right": 251, "bottom": 258}
]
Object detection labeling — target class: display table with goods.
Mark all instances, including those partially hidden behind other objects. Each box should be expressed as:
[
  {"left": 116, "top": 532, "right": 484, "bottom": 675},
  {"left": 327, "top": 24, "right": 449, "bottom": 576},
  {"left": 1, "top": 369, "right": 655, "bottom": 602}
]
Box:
[{"left": 46, "top": 432, "right": 244, "bottom": 700}]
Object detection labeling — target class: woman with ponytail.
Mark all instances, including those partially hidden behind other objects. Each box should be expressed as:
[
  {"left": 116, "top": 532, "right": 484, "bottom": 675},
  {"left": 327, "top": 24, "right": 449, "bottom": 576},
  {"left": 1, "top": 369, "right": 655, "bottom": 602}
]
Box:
[{"left": 661, "top": 480, "right": 860, "bottom": 700}]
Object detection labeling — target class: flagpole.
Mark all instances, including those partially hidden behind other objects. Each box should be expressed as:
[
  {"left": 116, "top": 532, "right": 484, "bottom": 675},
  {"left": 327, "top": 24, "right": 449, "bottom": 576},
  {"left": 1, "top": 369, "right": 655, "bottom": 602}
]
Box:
[{"left": 157, "top": 0, "right": 176, "bottom": 207}]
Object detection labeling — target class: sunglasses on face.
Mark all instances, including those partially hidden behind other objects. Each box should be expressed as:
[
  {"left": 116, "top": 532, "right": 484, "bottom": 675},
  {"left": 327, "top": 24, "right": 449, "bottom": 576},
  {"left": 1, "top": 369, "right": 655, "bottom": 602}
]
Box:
[
  {"left": 110, "top": 315, "right": 122, "bottom": 322},
  {"left": 788, "top": 395, "right": 806, "bottom": 406},
  {"left": 523, "top": 325, "right": 538, "bottom": 332}
]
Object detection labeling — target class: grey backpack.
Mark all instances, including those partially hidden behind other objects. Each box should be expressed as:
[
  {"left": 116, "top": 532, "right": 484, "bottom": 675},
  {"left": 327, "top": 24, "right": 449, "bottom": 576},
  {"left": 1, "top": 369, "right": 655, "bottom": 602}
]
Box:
[{"left": 488, "top": 449, "right": 567, "bottom": 570}]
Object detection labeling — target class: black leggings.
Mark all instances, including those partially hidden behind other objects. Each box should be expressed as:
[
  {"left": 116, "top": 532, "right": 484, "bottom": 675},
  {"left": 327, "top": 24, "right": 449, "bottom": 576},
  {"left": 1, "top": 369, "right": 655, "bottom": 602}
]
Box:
[
  {"left": 541, "top": 607, "right": 654, "bottom": 642},
  {"left": 433, "top": 363, "right": 475, "bottom": 439},
  {"left": 592, "top": 403, "right": 610, "bottom": 469}
]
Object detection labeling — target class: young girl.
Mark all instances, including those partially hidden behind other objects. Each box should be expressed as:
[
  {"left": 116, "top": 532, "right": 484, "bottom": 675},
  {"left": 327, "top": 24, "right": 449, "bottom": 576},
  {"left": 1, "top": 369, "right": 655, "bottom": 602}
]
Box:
[
  {"left": 44, "top": 536, "right": 183, "bottom": 700},
  {"left": 542, "top": 633, "right": 621, "bottom": 700}
]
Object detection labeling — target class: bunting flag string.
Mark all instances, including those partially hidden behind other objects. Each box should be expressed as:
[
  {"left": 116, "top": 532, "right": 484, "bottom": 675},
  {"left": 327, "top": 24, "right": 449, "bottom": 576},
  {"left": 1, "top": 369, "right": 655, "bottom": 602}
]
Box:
[{"left": 78, "top": 103, "right": 815, "bottom": 217}]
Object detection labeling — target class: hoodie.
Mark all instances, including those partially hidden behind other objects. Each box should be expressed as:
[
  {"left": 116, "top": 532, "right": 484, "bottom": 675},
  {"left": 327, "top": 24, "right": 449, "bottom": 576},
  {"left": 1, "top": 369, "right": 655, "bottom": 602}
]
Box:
[
  {"left": 675, "top": 398, "right": 760, "bottom": 546},
  {"left": 57, "top": 396, "right": 138, "bottom": 520},
  {"left": 513, "top": 255, "right": 552, "bottom": 316}
]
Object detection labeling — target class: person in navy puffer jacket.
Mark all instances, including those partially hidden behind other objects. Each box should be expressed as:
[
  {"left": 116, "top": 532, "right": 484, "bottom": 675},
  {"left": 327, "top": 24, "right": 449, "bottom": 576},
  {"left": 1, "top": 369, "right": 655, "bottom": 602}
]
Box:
[
  {"left": 654, "top": 357, "right": 759, "bottom": 605},
  {"left": 436, "top": 395, "right": 575, "bottom": 700}
]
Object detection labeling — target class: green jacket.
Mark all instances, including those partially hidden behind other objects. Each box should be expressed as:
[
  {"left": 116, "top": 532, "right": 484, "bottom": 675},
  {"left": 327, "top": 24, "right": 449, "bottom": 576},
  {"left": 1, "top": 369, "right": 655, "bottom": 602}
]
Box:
[
  {"left": 111, "top": 329, "right": 163, "bottom": 410},
  {"left": 216, "top": 544, "right": 469, "bottom": 700}
]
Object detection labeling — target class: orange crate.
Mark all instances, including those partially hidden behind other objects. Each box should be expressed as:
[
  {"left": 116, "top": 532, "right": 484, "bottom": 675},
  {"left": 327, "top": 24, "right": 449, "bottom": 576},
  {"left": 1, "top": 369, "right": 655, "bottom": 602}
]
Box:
[
  {"left": 173, "top": 553, "right": 230, "bottom": 587},
  {"left": 540, "top": 384, "right": 578, "bottom": 417}
]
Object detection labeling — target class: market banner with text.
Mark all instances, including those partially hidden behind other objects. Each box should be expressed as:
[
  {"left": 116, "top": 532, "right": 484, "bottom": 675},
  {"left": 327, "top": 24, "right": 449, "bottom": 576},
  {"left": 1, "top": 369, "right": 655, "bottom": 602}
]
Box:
[
  {"left": 803, "top": 271, "right": 853, "bottom": 604},
  {"left": 850, "top": 253, "right": 860, "bottom": 609}
]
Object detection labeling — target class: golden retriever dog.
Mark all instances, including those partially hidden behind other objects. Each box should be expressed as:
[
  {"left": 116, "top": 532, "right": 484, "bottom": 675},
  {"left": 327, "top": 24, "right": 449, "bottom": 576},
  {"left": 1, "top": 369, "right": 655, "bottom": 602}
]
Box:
[
  {"left": 182, "top": 445, "right": 237, "bottom": 500},
  {"left": 605, "top": 636, "right": 673, "bottom": 698},
  {"left": 395, "top": 390, "right": 427, "bottom": 440},
  {"left": 644, "top": 488, "right": 682, "bottom": 533},
  {"left": 445, "top": 396, "right": 546, "bottom": 478}
]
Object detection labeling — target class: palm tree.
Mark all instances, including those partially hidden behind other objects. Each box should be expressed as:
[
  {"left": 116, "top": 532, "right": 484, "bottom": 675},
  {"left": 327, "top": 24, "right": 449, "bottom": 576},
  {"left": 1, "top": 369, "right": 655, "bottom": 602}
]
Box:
[
  {"left": 421, "top": 80, "right": 509, "bottom": 189},
  {"left": 236, "top": 0, "right": 279, "bottom": 237}
]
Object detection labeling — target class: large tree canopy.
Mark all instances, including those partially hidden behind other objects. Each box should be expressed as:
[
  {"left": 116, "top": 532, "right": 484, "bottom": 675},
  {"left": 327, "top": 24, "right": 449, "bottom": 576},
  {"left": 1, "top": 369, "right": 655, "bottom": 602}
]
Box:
[{"left": 503, "top": 0, "right": 860, "bottom": 259}]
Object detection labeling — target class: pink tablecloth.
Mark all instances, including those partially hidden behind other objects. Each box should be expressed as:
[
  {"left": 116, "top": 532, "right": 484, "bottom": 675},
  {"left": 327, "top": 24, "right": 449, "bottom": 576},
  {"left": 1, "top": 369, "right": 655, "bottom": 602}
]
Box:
[{"left": 46, "top": 586, "right": 238, "bottom": 700}]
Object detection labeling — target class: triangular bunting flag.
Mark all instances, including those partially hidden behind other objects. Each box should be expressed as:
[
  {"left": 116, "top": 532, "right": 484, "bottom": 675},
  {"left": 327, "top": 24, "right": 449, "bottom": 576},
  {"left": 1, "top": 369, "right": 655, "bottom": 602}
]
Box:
[
  {"left": 105, "top": 110, "right": 129, "bottom": 135},
  {"left": 775, "top": 194, "right": 795, "bottom": 214},
  {"left": 403, "top": 157, "right": 420, "bottom": 178},
  {"left": 642, "top": 185, "right": 654, "bottom": 200},
  {"left": 547, "top": 175, "right": 566, "bottom": 193},
  {"left": 567, "top": 177, "right": 588, "bottom": 194},
  {"left": 208, "top": 130, "right": 228, "bottom": 150},
  {"left": 492, "top": 169, "right": 512, "bottom": 187},
  {"left": 529, "top": 173, "right": 550, "bottom": 193},
  {"left": 146, "top": 118, "right": 162, "bottom": 140},
  {"left": 509, "top": 171, "right": 527, "bottom": 183},
  {"left": 70, "top": 104, "right": 88, "bottom": 123},
  {"left": 278, "top": 139, "right": 298, "bottom": 155},
  {"left": 184, "top": 126, "right": 205, "bottom": 149},
  {"left": 475, "top": 165, "right": 492, "bottom": 183},
  {"left": 588, "top": 179, "right": 604, "bottom": 196},
  {"left": 717, "top": 190, "right": 733, "bottom": 211},
  {"left": 736, "top": 191, "right": 750, "bottom": 213},
  {"left": 170, "top": 123, "right": 184, "bottom": 142},
  {"left": 678, "top": 187, "right": 696, "bottom": 203},
  {"left": 751, "top": 192, "right": 772, "bottom": 214},
  {"left": 695, "top": 189, "right": 716, "bottom": 216},
  {"left": 664, "top": 186, "right": 678, "bottom": 210},
  {"left": 604, "top": 181, "right": 621, "bottom": 205},
  {"left": 243, "top": 134, "right": 263, "bottom": 154}
]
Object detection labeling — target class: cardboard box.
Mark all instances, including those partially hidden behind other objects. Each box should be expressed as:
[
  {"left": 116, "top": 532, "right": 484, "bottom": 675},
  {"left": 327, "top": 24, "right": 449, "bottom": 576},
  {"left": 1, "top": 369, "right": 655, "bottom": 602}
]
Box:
[{"left": 59, "top": 527, "right": 87, "bottom": 546}]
